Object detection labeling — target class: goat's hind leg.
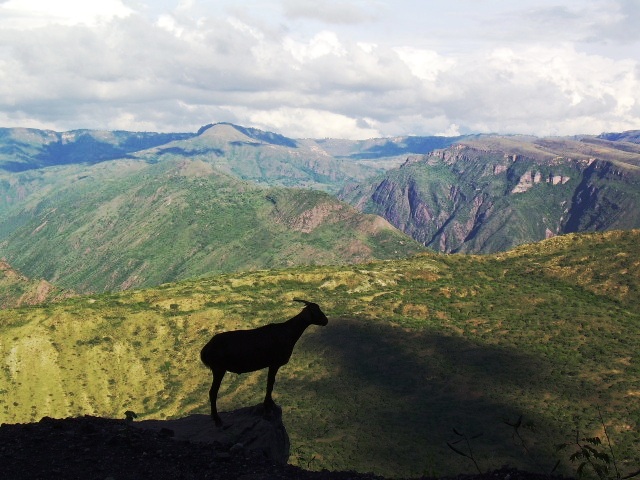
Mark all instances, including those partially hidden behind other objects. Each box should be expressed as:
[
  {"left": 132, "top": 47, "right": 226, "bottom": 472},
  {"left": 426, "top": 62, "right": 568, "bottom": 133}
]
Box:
[
  {"left": 209, "top": 367, "right": 226, "bottom": 427},
  {"left": 263, "top": 365, "right": 280, "bottom": 416}
]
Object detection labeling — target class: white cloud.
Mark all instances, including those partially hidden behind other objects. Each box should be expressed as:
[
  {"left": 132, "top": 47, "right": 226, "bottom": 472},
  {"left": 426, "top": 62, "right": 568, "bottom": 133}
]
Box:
[
  {"left": 284, "top": 30, "right": 347, "bottom": 63},
  {"left": 156, "top": 14, "right": 184, "bottom": 37},
  {"left": 395, "top": 47, "right": 456, "bottom": 82},
  {"left": 236, "top": 106, "right": 381, "bottom": 139},
  {"left": 436, "top": 123, "right": 461, "bottom": 137},
  {"left": 0, "top": 0, "right": 638, "bottom": 138},
  {"left": 281, "top": 0, "right": 382, "bottom": 24},
  {"left": 0, "top": 0, "right": 132, "bottom": 27}
]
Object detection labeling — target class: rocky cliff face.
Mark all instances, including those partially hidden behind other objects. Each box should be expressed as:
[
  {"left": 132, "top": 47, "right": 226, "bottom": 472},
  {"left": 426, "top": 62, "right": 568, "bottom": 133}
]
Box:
[
  {"left": 340, "top": 136, "right": 640, "bottom": 253},
  {"left": 564, "top": 159, "right": 640, "bottom": 232}
]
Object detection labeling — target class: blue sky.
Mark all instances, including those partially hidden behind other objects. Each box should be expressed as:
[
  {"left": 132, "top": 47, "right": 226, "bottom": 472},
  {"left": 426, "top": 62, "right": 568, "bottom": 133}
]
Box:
[{"left": 0, "top": 0, "right": 638, "bottom": 138}]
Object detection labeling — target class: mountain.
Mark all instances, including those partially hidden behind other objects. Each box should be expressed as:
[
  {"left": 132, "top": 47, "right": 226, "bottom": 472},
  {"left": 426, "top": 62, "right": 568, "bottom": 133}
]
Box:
[
  {"left": 2, "top": 123, "right": 640, "bottom": 289},
  {"left": 311, "top": 135, "right": 463, "bottom": 159},
  {"left": 0, "top": 124, "right": 467, "bottom": 193},
  {"left": 0, "top": 123, "right": 384, "bottom": 192},
  {"left": 1, "top": 230, "right": 638, "bottom": 478},
  {"left": 0, "top": 127, "right": 193, "bottom": 172},
  {"left": 597, "top": 130, "right": 640, "bottom": 144},
  {"left": 339, "top": 133, "right": 640, "bottom": 253},
  {"left": 0, "top": 156, "right": 423, "bottom": 293},
  {"left": 134, "top": 122, "right": 383, "bottom": 192}
]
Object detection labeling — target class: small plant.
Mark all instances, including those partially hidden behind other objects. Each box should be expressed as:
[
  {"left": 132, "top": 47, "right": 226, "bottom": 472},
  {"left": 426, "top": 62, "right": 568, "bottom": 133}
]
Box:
[
  {"left": 124, "top": 410, "right": 137, "bottom": 422},
  {"left": 556, "top": 408, "right": 639, "bottom": 480},
  {"left": 447, "top": 428, "right": 483, "bottom": 474},
  {"left": 293, "top": 446, "right": 317, "bottom": 469},
  {"left": 557, "top": 431, "right": 613, "bottom": 479}
]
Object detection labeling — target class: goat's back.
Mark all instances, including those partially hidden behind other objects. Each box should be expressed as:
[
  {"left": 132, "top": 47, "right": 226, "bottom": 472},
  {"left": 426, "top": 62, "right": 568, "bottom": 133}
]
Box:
[{"left": 200, "top": 324, "right": 295, "bottom": 374}]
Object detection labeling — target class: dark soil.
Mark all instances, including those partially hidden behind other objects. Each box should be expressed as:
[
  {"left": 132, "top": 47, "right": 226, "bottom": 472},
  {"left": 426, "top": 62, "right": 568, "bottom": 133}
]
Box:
[{"left": 0, "top": 415, "right": 568, "bottom": 480}]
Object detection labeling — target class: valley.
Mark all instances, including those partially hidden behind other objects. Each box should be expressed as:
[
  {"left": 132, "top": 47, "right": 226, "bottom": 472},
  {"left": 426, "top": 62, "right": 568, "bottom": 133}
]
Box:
[{"left": 1, "top": 124, "right": 639, "bottom": 295}]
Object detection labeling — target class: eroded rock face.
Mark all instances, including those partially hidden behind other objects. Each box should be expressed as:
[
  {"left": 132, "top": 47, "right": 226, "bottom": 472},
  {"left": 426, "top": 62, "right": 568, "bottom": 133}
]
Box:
[
  {"left": 341, "top": 140, "right": 640, "bottom": 253},
  {"left": 136, "top": 404, "right": 290, "bottom": 464}
]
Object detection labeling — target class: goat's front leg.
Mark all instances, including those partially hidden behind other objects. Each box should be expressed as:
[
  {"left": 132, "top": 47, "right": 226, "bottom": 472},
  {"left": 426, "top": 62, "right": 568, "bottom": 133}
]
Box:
[
  {"left": 264, "top": 365, "right": 280, "bottom": 413},
  {"left": 209, "top": 368, "right": 226, "bottom": 427}
]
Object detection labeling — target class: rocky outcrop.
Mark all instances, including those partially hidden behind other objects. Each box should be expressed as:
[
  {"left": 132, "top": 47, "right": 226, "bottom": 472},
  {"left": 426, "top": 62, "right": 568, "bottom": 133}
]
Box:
[
  {"left": 511, "top": 170, "right": 570, "bottom": 193},
  {"left": 136, "top": 404, "right": 290, "bottom": 464},
  {"left": 0, "top": 261, "right": 73, "bottom": 309}
]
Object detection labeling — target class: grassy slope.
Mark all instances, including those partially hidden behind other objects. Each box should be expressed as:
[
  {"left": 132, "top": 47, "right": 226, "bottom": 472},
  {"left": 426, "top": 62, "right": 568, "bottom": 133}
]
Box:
[
  {"left": 0, "top": 157, "right": 422, "bottom": 292},
  {"left": 1, "top": 230, "right": 638, "bottom": 477}
]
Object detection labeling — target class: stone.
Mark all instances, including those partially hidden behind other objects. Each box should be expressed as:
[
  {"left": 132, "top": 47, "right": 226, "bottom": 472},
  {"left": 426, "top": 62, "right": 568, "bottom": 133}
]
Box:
[{"left": 135, "top": 404, "right": 290, "bottom": 464}]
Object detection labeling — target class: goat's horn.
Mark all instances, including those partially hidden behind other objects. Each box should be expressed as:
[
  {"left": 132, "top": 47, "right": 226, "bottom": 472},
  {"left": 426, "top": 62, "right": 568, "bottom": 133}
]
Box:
[{"left": 293, "top": 298, "right": 311, "bottom": 305}]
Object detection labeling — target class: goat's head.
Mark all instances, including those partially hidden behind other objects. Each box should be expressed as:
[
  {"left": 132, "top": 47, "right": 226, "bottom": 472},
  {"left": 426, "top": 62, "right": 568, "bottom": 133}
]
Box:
[{"left": 294, "top": 299, "right": 328, "bottom": 326}]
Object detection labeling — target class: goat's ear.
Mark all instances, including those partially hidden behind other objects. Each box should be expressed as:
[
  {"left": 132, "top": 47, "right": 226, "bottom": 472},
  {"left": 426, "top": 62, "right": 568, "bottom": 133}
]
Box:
[{"left": 293, "top": 298, "right": 311, "bottom": 306}]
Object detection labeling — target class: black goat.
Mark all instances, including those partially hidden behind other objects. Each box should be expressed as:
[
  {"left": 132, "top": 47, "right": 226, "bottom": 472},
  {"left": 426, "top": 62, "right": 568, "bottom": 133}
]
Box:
[{"left": 200, "top": 299, "right": 328, "bottom": 426}]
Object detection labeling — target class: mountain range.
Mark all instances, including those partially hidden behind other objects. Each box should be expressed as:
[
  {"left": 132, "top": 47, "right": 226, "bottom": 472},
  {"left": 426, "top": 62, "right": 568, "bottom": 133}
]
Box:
[{"left": 1, "top": 122, "right": 639, "bottom": 292}]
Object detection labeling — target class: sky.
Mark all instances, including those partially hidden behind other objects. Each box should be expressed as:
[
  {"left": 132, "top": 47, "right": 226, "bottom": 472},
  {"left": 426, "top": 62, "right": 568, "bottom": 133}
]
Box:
[{"left": 0, "top": 0, "right": 639, "bottom": 139}]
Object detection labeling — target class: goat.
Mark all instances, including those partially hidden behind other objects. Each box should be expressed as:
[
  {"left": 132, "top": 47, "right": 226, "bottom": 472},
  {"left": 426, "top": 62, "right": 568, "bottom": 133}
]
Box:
[{"left": 200, "top": 299, "right": 328, "bottom": 426}]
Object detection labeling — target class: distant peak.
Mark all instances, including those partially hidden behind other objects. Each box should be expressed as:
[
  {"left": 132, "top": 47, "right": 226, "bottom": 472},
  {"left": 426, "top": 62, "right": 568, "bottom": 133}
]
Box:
[{"left": 196, "top": 122, "right": 297, "bottom": 148}]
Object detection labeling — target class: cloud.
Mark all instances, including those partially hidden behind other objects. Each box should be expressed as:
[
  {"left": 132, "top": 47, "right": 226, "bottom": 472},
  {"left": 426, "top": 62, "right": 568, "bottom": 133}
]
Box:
[
  {"left": 234, "top": 106, "right": 381, "bottom": 139},
  {"left": 0, "top": 0, "right": 132, "bottom": 28},
  {"left": 0, "top": 0, "right": 638, "bottom": 139},
  {"left": 281, "top": 0, "right": 382, "bottom": 24},
  {"left": 394, "top": 47, "right": 456, "bottom": 82},
  {"left": 588, "top": 0, "right": 640, "bottom": 44},
  {"left": 432, "top": 44, "right": 640, "bottom": 136},
  {"left": 284, "top": 30, "right": 347, "bottom": 63},
  {"left": 492, "top": 0, "right": 640, "bottom": 51}
]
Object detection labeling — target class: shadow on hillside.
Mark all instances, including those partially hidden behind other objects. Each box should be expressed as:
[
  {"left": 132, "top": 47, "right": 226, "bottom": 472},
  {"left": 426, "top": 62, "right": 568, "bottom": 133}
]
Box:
[{"left": 289, "top": 318, "right": 589, "bottom": 477}]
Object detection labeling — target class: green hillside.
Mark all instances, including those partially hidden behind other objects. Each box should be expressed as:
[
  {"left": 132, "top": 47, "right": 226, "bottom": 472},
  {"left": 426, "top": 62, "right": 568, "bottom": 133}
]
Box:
[
  {"left": 1, "top": 230, "right": 638, "bottom": 478},
  {"left": 0, "top": 156, "right": 422, "bottom": 293}
]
